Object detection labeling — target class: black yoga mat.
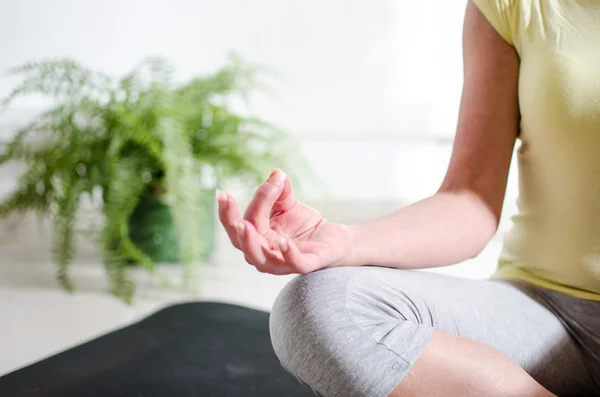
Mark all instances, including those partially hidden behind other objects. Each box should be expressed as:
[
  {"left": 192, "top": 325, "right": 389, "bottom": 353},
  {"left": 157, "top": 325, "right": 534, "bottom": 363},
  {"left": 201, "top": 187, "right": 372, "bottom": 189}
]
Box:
[{"left": 0, "top": 302, "right": 314, "bottom": 397}]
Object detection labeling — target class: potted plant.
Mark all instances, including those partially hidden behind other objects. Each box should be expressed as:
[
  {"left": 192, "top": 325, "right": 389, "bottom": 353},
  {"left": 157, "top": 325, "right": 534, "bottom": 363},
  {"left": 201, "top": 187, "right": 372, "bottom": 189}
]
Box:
[{"left": 0, "top": 55, "right": 302, "bottom": 303}]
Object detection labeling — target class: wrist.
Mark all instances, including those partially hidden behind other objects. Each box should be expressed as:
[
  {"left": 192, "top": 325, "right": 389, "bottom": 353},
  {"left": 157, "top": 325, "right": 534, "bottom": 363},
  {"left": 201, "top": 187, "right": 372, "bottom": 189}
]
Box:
[{"left": 338, "top": 223, "right": 368, "bottom": 267}]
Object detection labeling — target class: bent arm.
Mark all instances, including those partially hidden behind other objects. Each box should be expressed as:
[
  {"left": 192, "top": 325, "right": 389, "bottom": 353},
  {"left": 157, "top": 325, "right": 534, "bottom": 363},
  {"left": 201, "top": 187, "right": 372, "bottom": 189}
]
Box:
[{"left": 346, "top": 2, "right": 520, "bottom": 269}]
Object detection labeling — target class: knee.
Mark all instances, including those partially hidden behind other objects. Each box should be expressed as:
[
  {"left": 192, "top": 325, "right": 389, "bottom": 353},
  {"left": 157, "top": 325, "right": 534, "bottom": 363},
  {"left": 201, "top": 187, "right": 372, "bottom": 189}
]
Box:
[
  {"left": 269, "top": 267, "right": 434, "bottom": 396},
  {"left": 269, "top": 269, "right": 345, "bottom": 359},
  {"left": 269, "top": 268, "right": 353, "bottom": 381},
  {"left": 269, "top": 276, "right": 301, "bottom": 372}
]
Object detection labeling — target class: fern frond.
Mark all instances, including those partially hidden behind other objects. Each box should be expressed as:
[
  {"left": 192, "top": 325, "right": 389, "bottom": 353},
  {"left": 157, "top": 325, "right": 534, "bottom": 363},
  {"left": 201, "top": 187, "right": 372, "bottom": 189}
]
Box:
[
  {"left": 160, "top": 118, "right": 204, "bottom": 291},
  {"left": 52, "top": 176, "right": 83, "bottom": 292},
  {"left": 119, "top": 57, "right": 174, "bottom": 105},
  {"left": 101, "top": 150, "right": 153, "bottom": 301},
  {"left": 2, "top": 59, "right": 112, "bottom": 110}
]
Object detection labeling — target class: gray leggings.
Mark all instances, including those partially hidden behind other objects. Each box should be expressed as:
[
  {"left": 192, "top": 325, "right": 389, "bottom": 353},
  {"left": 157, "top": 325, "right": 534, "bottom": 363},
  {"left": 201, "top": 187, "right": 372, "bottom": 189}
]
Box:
[{"left": 269, "top": 267, "right": 600, "bottom": 397}]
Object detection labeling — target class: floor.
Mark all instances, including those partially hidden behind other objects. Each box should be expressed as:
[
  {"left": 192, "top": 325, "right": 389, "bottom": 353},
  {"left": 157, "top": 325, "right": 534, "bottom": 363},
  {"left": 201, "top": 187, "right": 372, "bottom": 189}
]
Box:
[{"left": 0, "top": 201, "right": 503, "bottom": 377}]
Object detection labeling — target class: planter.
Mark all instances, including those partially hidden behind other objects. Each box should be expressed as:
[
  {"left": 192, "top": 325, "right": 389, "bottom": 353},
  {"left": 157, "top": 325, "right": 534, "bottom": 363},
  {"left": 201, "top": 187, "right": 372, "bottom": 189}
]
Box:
[{"left": 128, "top": 188, "right": 216, "bottom": 264}]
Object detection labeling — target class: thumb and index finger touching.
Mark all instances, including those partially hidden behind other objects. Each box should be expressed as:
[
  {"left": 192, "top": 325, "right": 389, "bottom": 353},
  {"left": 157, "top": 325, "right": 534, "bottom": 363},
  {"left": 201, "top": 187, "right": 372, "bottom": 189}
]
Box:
[
  {"left": 243, "top": 169, "right": 295, "bottom": 233},
  {"left": 217, "top": 169, "right": 293, "bottom": 246},
  {"left": 217, "top": 169, "right": 319, "bottom": 273}
]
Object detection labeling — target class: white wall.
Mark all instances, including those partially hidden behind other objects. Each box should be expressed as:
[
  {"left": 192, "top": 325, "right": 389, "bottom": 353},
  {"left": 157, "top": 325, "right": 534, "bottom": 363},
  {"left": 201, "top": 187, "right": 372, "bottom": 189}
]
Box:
[
  {"left": 0, "top": 0, "right": 499, "bottom": 205},
  {"left": 0, "top": 0, "right": 467, "bottom": 137}
]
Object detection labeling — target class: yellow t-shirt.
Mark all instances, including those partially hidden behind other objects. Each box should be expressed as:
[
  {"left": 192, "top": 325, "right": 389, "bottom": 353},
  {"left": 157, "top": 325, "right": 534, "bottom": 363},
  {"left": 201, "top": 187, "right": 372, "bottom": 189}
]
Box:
[{"left": 472, "top": 0, "right": 600, "bottom": 300}]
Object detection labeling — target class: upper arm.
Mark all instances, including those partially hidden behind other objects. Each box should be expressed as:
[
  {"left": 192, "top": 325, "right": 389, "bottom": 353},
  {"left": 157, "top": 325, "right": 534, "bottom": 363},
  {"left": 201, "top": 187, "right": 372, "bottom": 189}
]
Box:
[{"left": 439, "top": 0, "right": 520, "bottom": 227}]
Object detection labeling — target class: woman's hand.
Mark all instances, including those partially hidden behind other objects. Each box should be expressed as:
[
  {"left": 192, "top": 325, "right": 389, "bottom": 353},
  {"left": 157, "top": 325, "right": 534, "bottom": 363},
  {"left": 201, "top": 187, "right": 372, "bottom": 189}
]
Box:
[{"left": 217, "top": 169, "right": 356, "bottom": 275}]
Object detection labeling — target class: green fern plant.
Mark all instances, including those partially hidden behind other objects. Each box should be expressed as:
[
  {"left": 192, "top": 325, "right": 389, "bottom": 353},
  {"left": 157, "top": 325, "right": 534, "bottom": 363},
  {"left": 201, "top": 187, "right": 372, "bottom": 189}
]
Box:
[{"left": 0, "top": 56, "right": 301, "bottom": 303}]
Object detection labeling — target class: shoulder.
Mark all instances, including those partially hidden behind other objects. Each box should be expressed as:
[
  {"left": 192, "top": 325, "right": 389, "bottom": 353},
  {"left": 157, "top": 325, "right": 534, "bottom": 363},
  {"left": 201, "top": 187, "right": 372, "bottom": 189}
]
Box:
[{"left": 470, "top": 0, "right": 523, "bottom": 49}]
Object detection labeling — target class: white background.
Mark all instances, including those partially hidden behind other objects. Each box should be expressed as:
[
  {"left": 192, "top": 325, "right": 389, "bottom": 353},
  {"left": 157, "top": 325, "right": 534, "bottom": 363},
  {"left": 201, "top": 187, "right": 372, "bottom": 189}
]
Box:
[{"left": 0, "top": 0, "right": 473, "bottom": 201}]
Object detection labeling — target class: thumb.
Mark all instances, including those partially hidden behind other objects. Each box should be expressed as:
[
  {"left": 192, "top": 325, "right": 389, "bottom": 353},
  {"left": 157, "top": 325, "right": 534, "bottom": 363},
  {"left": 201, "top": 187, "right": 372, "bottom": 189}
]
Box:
[
  {"left": 271, "top": 173, "right": 296, "bottom": 216},
  {"left": 243, "top": 169, "right": 287, "bottom": 232}
]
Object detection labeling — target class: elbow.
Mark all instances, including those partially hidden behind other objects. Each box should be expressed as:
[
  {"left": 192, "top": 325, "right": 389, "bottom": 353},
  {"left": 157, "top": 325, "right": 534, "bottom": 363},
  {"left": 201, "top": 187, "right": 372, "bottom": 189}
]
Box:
[
  {"left": 436, "top": 188, "right": 501, "bottom": 260},
  {"left": 465, "top": 202, "right": 501, "bottom": 259},
  {"left": 468, "top": 227, "right": 497, "bottom": 259}
]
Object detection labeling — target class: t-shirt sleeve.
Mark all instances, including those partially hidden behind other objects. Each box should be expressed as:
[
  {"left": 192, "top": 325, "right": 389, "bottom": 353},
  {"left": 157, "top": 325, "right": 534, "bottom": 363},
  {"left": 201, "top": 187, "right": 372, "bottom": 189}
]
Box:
[{"left": 471, "top": 0, "right": 515, "bottom": 45}]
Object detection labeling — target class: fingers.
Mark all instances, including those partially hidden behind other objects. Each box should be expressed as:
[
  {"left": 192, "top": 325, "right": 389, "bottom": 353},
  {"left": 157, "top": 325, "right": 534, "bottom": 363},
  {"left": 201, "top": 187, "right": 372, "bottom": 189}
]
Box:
[
  {"left": 277, "top": 237, "right": 321, "bottom": 274},
  {"left": 217, "top": 169, "right": 321, "bottom": 275},
  {"left": 260, "top": 247, "right": 296, "bottom": 275},
  {"left": 236, "top": 220, "right": 268, "bottom": 266},
  {"left": 236, "top": 220, "right": 305, "bottom": 275},
  {"left": 271, "top": 176, "right": 296, "bottom": 216},
  {"left": 243, "top": 169, "right": 287, "bottom": 232},
  {"left": 216, "top": 171, "right": 290, "bottom": 251},
  {"left": 217, "top": 189, "right": 242, "bottom": 249}
]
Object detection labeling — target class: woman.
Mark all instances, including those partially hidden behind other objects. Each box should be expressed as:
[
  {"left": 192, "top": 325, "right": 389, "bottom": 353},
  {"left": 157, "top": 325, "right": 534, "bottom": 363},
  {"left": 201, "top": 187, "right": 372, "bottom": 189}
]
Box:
[{"left": 217, "top": 0, "right": 600, "bottom": 396}]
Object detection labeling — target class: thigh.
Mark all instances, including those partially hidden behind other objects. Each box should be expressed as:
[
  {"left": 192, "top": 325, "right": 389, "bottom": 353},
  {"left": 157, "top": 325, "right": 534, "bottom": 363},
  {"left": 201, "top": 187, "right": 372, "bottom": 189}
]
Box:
[
  {"left": 537, "top": 288, "right": 600, "bottom": 392},
  {"left": 344, "top": 266, "right": 595, "bottom": 395}
]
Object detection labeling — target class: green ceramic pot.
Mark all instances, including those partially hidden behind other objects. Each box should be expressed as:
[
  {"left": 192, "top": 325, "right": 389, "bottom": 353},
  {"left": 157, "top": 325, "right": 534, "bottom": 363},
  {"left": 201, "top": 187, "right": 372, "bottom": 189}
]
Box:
[{"left": 128, "top": 188, "right": 216, "bottom": 264}]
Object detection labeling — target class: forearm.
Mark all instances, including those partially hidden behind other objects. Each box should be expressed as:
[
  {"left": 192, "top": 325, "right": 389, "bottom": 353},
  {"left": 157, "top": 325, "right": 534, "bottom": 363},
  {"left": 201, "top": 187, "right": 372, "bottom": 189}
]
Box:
[{"left": 344, "top": 191, "right": 498, "bottom": 269}]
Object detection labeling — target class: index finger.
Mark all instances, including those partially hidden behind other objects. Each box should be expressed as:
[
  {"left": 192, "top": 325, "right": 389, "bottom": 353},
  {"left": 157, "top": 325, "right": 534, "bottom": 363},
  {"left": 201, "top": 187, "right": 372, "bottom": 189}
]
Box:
[{"left": 243, "top": 169, "right": 286, "bottom": 232}]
